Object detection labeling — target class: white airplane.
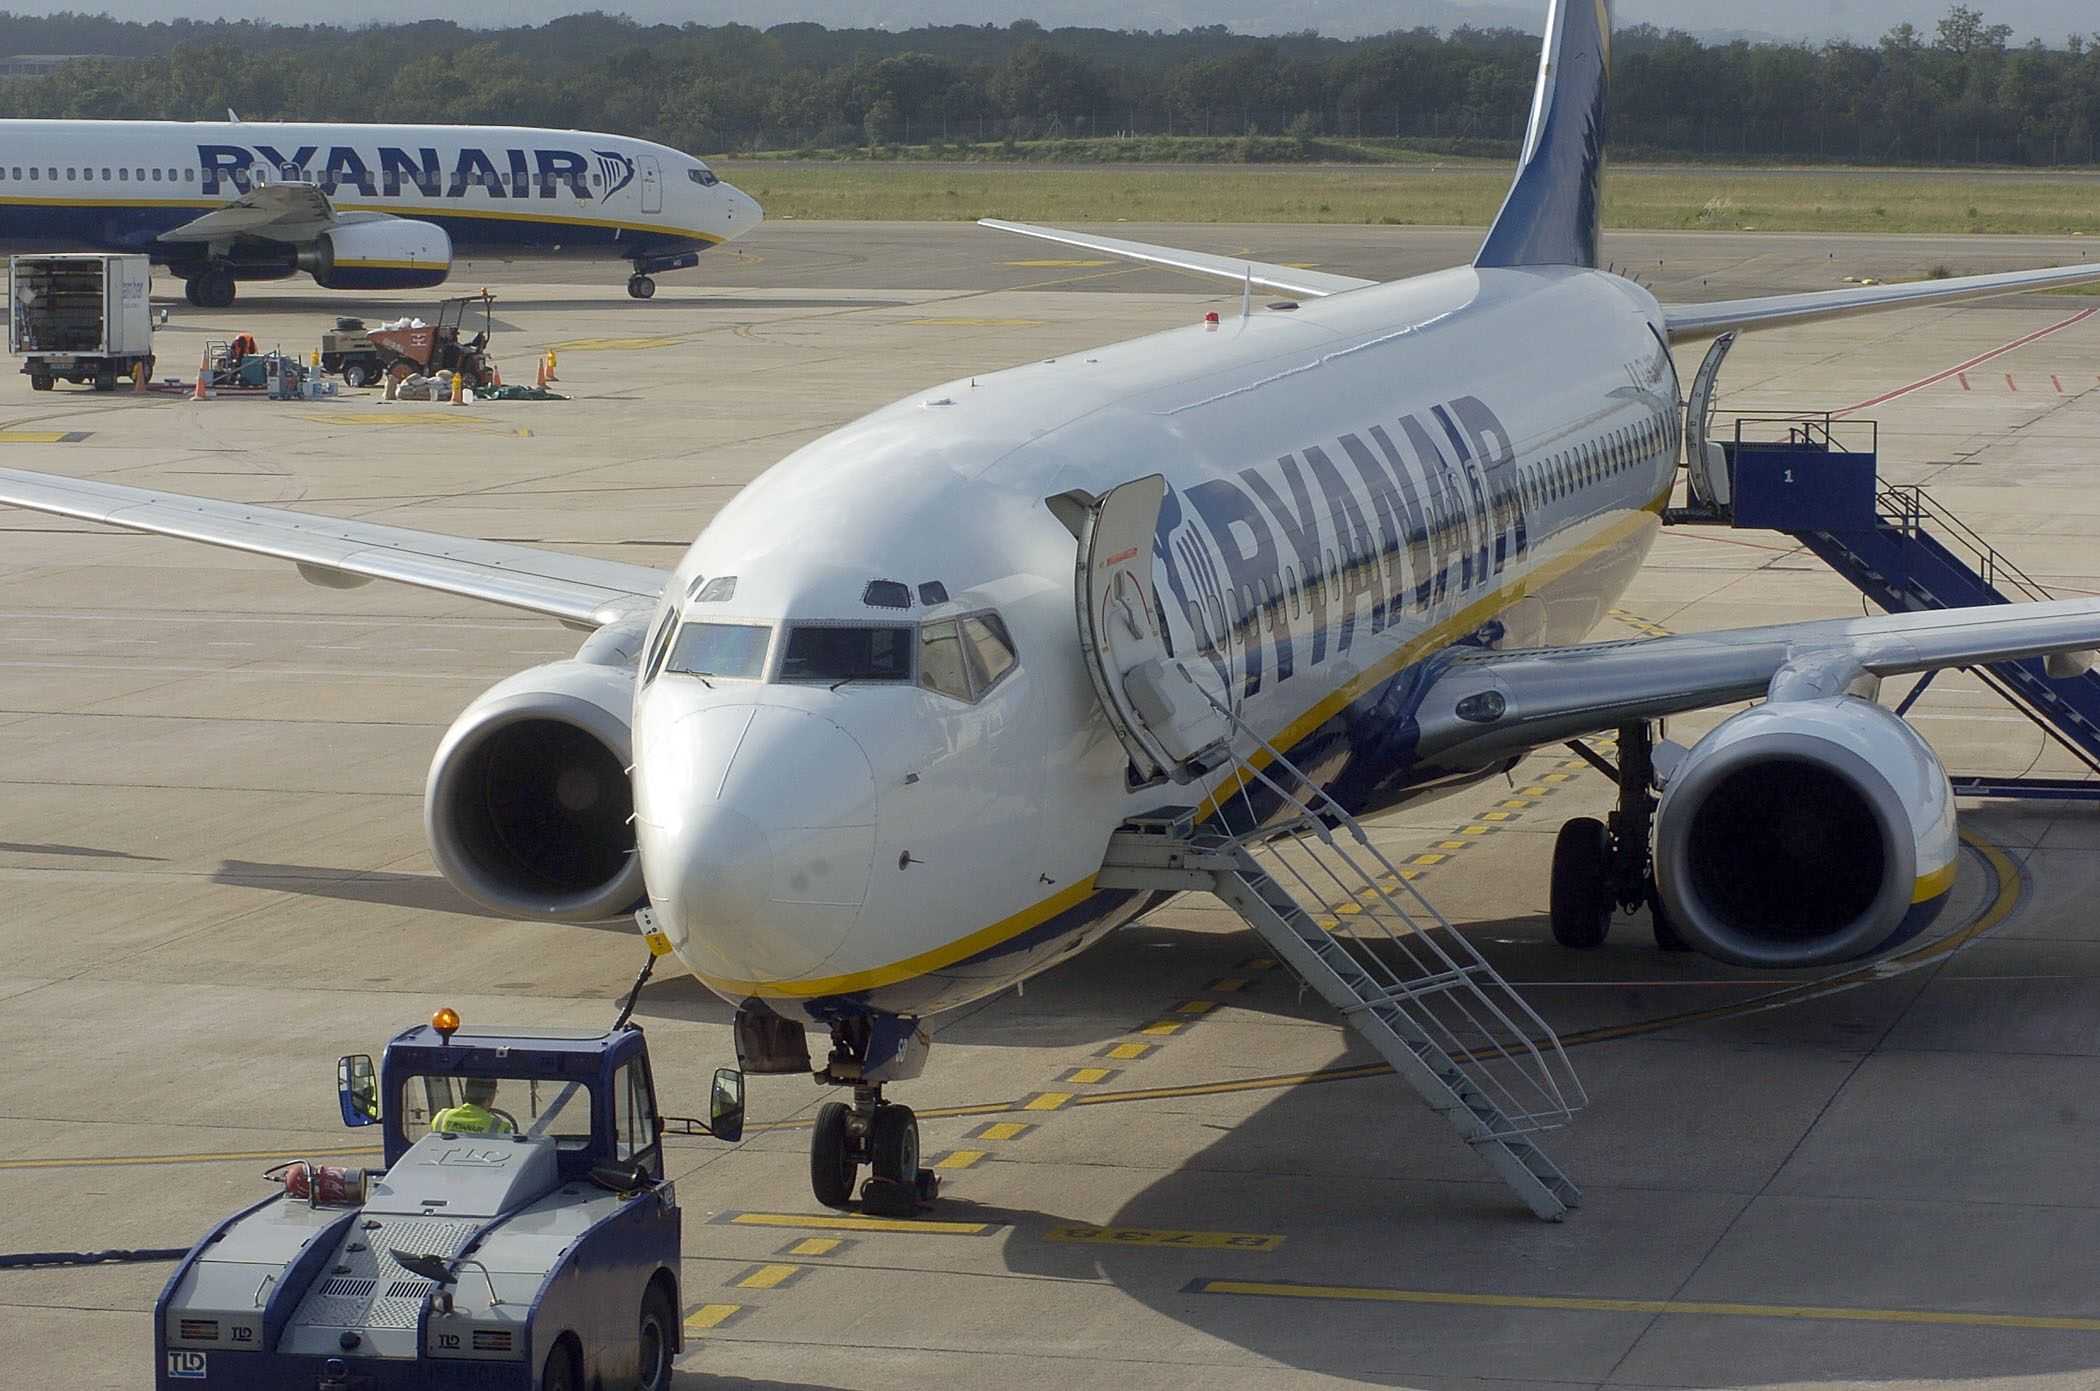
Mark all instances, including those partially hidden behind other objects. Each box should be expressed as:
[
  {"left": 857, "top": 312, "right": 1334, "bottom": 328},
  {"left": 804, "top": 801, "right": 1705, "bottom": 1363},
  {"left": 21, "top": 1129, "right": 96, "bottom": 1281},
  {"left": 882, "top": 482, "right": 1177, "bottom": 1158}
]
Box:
[
  {"left": 0, "top": 118, "right": 762, "bottom": 303},
  {"left": 6, "top": 0, "right": 2100, "bottom": 1210}
]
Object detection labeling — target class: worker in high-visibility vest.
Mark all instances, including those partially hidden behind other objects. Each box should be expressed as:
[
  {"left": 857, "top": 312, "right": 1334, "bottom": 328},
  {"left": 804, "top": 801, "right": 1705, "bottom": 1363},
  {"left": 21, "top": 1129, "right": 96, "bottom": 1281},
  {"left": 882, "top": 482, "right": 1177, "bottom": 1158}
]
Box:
[{"left": 431, "top": 1077, "right": 513, "bottom": 1135}]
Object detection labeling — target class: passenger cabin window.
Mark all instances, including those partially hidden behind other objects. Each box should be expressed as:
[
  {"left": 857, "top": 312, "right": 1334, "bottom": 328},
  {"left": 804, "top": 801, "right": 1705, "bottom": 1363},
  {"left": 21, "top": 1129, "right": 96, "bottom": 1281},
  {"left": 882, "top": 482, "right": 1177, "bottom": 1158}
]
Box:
[
  {"left": 781, "top": 625, "right": 912, "bottom": 683},
  {"left": 666, "top": 621, "right": 771, "bottom": 680}
]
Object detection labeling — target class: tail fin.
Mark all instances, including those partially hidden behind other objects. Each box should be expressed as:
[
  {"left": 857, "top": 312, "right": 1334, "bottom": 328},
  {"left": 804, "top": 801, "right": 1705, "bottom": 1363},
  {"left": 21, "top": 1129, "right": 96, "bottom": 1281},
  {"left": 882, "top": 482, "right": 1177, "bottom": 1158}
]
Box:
[{"left": 1475, "top": 0, "right": 1612, "bottom": 270}]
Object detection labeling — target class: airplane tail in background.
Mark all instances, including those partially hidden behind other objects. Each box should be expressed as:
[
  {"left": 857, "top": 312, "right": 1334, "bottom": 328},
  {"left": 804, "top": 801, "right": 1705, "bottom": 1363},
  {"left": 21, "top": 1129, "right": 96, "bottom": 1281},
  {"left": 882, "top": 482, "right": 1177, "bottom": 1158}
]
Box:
[{"left": 1475, "top": 0, "right": 1612, "bottom": 271}]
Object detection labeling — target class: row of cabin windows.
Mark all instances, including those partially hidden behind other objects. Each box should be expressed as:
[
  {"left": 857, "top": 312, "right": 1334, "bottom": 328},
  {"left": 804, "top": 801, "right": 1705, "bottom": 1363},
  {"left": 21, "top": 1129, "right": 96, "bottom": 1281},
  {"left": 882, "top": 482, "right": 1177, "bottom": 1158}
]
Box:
[
  {"left": 4, "top": 165, "right": 617, "bottom": 193},
  {"left": 1197, "top": 411, "right": 1681, "bottom": 638}
]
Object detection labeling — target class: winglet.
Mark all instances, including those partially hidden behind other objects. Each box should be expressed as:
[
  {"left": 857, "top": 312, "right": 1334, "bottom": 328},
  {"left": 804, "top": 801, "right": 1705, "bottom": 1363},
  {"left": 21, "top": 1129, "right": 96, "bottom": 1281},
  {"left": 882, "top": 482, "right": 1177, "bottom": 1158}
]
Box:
[{"left": 1475, "top": 0, "right": 1612, "bottom": 271}]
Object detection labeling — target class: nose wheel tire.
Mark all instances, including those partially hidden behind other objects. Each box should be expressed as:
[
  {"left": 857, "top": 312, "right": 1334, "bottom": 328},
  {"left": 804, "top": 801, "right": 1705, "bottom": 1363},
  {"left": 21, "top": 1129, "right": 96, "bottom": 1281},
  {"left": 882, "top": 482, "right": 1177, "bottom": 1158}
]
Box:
[
  {"left": 870, "top": 1104, "right": 919, "bottom": 1183},
  {"left": 810, "top": 1101, "right": 859, "bottom": 1209},
  {"left": 1549, "top": 816, "right": 1613, "bottom": 949},
  {"left": 1646, "top": 879, "right": 1691, "bottom": 952},
  {"left": 627, "top": 274, "right": 657, "bottom": 300}
]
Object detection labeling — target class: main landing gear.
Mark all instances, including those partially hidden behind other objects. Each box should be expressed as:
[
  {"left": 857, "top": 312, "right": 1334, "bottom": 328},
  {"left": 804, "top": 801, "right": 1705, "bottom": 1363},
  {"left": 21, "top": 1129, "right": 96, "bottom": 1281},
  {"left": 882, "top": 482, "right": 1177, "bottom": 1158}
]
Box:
[
  {"left": 182, "top": 269, "right": 237, "bottom": 309},
  {"left": 626, "top": 273, "right": 657, "bottom": 300},
  {"left": 809, "top": 1024, "right": 938, "bottom": 1218},
  {"left": 1549, "top": 721, "right": 1687, "bottom": 952}
]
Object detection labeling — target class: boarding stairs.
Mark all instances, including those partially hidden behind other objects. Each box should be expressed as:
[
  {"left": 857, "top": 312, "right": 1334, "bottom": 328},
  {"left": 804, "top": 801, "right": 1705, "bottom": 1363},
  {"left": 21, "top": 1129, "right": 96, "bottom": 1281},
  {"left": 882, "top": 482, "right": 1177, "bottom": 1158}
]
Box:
[
  {"left": 1065, "top": 474, "right": 1585, "bottom": 1221},
  {"left": 1670, "top": 410, "right": 2100, "bottom": 797}
]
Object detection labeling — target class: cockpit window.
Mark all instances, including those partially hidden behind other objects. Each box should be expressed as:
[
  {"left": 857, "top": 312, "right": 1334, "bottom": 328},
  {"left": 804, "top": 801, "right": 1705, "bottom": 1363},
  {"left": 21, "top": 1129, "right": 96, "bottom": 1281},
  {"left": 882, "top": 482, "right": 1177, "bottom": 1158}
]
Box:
[
  {"left": 961, "top": 614, "right": 1017, "bottom": 692},
  {"left": 918, "top": 621, "right": 971, "bottom": 701},
  {"left": 641, "top": 607, "right": 678, "bottom": 685},
  {"left": 688, "top": 167, "right": 720, "bottom": 187},
  {"left": 781, "top": 625, "right": 913, "bottom": 683},
  {"left": 666, "top": 621, "right": 771, "bottom": 679},
  {"left": 693, "top": 576, "right": 736, "bottom": 603}
]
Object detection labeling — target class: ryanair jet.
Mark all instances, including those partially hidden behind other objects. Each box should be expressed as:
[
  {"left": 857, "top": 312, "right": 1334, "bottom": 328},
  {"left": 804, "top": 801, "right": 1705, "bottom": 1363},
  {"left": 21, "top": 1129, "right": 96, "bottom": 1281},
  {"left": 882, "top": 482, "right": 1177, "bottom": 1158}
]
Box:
[
  {"left": 0, "top": 119, "right": 762, "bottom": 303},
  {"left": 4, "top": 0, "right": 2099, "bottom": 1211}
]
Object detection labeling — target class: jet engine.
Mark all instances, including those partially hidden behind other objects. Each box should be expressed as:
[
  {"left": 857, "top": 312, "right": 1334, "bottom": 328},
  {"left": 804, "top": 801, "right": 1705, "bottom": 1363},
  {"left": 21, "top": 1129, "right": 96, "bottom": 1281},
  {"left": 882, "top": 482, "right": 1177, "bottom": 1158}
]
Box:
[
  {"left": 425, "top": 659, "right": 641, "bottom": 921},
  {"left": 1652, "top": 697, "right": 1957, "bottom": 969},
  {"left": 299, "top": 220, "right": 452, "bottom": 291}
]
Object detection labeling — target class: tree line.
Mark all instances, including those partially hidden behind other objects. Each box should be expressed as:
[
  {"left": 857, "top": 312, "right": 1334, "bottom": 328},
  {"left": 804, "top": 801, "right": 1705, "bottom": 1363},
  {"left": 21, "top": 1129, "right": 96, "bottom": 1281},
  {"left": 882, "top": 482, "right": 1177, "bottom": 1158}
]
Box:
[{"left": 1, "top": 6, "right": 2096, "bottom": 165}]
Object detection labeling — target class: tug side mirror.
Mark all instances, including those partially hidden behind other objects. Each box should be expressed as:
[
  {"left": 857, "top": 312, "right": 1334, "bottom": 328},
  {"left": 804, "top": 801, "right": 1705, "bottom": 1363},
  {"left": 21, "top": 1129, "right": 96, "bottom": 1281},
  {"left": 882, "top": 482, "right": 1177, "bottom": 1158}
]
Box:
[
  {"left": 709, "top": 1068, "right": 746, "bottom": 1144},
  {"left": 337, "top": 1054, "right": 380, "bottom": 1127}
]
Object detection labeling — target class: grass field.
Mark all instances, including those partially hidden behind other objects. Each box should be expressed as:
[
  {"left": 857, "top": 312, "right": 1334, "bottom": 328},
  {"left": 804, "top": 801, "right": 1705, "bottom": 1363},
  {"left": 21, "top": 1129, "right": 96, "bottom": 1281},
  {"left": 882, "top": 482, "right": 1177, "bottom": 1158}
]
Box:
[{"left": 715, "top": 161, "right": 2100, "bottom": 236}]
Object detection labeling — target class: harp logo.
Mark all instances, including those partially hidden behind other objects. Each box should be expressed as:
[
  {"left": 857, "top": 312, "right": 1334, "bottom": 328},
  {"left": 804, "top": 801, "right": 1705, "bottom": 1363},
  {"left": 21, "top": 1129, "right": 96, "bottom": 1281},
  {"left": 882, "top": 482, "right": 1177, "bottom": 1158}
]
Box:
[{"left": 594, "top": 151, "right": 636, "bottom": 198}]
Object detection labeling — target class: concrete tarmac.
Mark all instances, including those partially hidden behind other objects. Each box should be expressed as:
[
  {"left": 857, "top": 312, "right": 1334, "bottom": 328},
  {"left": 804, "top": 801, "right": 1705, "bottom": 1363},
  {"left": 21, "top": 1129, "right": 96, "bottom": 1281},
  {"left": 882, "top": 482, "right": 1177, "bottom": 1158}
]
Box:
[{"left": 2, "top": 225, "right": 2100, "bottom": 1389}]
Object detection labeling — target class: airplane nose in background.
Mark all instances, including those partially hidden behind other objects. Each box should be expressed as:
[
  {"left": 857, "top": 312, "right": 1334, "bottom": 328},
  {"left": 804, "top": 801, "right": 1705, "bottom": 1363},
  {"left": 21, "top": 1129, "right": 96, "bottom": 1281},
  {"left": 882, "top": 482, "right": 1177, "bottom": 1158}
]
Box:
[
  {"left": 730, "top": 185, "right": 762, "bottom": 230},
  {"left": 637, "top": 703, "right": 875, "bottom": 984}
]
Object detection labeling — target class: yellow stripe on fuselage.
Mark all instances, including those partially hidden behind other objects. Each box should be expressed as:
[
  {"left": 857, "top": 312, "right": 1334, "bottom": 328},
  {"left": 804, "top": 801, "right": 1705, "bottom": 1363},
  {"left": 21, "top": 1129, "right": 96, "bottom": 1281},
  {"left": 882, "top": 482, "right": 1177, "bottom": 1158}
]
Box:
[
  {"left": 689, "top": 483, "right": 1674, "bottom": 1002},
  {"left": 0, "top": 194, "right": 722, "bottom": 247}
]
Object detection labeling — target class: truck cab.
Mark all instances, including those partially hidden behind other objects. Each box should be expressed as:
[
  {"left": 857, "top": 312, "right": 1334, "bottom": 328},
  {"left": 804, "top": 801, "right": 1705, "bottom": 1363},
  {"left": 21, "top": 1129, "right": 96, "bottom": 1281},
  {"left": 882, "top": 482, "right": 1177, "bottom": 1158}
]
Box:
[{"left": 154, "top": 1010, "right": 742, "bottom": 1391}]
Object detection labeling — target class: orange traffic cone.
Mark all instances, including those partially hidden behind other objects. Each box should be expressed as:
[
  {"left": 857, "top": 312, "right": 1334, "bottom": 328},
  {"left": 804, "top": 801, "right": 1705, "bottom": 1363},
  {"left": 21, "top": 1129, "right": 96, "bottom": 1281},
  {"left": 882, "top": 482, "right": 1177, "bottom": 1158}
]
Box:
[
  {"left": 489, "top": 363, "right": 502, "bottom": 387},
  {"left": 192, "top": 349, "right": 209, "bottom": 401},
  {"left": 533, "top": 354, "right": 546, "bottom": 390}
]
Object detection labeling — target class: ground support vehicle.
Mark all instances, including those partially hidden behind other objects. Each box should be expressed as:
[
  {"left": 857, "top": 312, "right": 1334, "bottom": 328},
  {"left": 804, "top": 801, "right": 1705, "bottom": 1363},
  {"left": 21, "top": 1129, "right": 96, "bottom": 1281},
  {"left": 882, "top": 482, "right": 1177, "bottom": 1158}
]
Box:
[
  {"left": 9, "top": 253, "right": 152, "bottom": 391},
  {"left": 319, "top": 319, "right": 386, "bottom": 388},
  {"left": 369, "top": 292, "right": 498, "bottom": 389},
  {"left": 154, "top": 1002, "right": 744, "bottom": 1390}
]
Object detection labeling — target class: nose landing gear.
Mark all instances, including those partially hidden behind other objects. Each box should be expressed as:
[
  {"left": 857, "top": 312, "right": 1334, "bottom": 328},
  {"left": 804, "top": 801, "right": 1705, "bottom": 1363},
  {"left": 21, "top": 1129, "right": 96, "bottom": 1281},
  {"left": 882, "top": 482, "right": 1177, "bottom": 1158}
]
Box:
[{"left": 809, "top": 1019, "right": 940, "bottom": 1216}]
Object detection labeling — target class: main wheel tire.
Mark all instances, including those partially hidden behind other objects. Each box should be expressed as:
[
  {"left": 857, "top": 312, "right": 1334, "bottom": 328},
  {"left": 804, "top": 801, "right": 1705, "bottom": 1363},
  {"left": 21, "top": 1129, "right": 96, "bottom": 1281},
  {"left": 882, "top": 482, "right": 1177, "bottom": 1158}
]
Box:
[
  {"left": 870, "top": 1104, "right": 919, "bottom": 1183},
  {"left": 628, "top": 274, "right": 656, "bottom": 300},
  {"left": 1647, "top": 879, "right": 1691, "bottom": 952},
  {"left": 202, "top": 270, "right": 235, "bottom": 309},
  {"left": 637, "top": 1284, "right": 675, "bottom": 1391},
  {"left": 183, "top": 277, "right": 202, "bottom": 307},
  {"left": 1549, "top": 817, "right": 1613, "bottom": 950},
  {"left": 541, "top": 1341, "right": 580, "bottom": 1391},
  {"left": 810, "top": 1101, "right": 858, "bottom": 1209}
]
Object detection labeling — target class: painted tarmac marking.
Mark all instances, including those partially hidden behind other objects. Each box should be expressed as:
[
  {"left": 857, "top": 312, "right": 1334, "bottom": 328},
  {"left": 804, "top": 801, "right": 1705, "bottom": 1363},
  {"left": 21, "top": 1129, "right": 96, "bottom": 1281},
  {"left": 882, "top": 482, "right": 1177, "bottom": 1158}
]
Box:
[
  {"left": 933, "top": 1148, "right": 987, "bottom": 1170},
  {"left": 1206, "top": 976, "right": 1251, "bottom": 992},
  {"left": 719, "top": 1211, "right": 998, "bottom": 1236},
  {"left": 1005, "top": 259, "right": 1111, "bottom": 268},
  {"left": 1187, "top": 1277, "right": 2100, "bottom": 1331},
  {"left": 0, "top": 1143, "right": 382, "bottom": 1171},
  {"left": 0, "top": 431, "right": 87, "bottom": 443},
  {"left": 781, "top": 1237, "right": 844, "bottom": 1258},
  {"left": 1061, "top": 1066, "right": 1121, "bottom": 1085},
  {"left": 1138, "top": 1019, "right": 1188, "bottom": 1037},
  {"left": 1047, "top": 1225, "right": 1283, "bottom": 1251},
  {"left": 1099, "top": 1041, "right": 1155, "bottom": 1061},
  {"left": 1172, "top": 999, "right": 1218, "bottom": 1016},
  {"left": 683, "top": 1303, "right": 742, "bottom": 1332},
  {"left": 968, "top": 1120, "right": 1035, "bottom": 1141},
  {"left": 1021, "top": 1090, "right": 1074, "bottom": 1111},
  {"left": 734, "top": 1262, "right": 803, "bottom": 1291},
  {"left": 2007, "top": 373, "right": 2019, "bottom": 392},
  {"left": 2054, "top": 374, "right": 2066, "bottom": 394},
  {"left": 1835, "top": 305, "right": 2098, "bottom": 415},
  {"left": 1958, "top": 372, "right": 1971, "bottom": 391}
]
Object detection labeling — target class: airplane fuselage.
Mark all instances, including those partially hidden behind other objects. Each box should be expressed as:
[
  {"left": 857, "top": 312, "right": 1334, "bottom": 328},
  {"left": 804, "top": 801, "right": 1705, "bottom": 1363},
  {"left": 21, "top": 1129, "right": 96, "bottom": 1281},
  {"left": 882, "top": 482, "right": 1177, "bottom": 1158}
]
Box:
[
  {"left": 0, "top": 119, "right": 758, "bottom": 279},
  {"left": 631, "top": 263, "right": 1681, "bottom": 1023}
]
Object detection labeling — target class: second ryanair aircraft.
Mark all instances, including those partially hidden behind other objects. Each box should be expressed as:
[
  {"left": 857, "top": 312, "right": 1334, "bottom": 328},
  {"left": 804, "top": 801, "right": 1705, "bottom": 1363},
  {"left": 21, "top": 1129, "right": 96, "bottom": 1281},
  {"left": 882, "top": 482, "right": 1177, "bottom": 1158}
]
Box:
[
  {"left": 6, "top": 0, "right": 2100, "bottom": 1210},
  {"left": 0, "top": 118, "right": 762, "bottom": 303}
]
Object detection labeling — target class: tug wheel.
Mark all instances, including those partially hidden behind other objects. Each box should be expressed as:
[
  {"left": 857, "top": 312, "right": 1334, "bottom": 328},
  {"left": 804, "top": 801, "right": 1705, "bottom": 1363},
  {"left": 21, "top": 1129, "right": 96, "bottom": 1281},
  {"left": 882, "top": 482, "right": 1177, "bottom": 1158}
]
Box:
[
  {"left": 540, "top": 1340, "right": 580, "bottom": 1391},
  {"left": 637, "top": 1284, "right": 675, "bottom": 1391}
]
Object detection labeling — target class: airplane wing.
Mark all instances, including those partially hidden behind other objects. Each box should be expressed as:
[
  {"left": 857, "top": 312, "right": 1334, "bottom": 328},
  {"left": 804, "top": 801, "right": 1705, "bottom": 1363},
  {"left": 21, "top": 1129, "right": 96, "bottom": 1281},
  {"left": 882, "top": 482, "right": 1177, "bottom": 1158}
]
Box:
[
  {"left": 0, "top": 469, "right": 665, "bottom": 628},
  {"left": 978, "top": 219, "right": 1377, "bottom": 299},
  {"left": 159, "top": 181, "right": 338, "bottom": 243},
  {"left": 1661, "top": 262, "right": 2100, "bottom": 341},
  {"left": 1411, "top": 598, "right": 2100, "bottom": 765}
]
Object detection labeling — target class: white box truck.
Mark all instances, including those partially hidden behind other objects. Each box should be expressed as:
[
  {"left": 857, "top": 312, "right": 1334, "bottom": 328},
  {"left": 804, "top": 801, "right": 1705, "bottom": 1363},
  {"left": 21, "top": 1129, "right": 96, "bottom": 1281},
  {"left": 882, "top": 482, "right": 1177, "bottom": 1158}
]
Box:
[{"left": 9, "top": 253, "right": 153, "bottom": 392}]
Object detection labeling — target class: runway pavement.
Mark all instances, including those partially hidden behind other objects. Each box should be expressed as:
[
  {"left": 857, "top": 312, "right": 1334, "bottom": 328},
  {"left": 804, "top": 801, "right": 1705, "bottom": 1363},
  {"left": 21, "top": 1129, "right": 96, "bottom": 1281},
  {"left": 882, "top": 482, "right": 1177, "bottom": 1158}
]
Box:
[{"left": 3, "top": 225, "right": 2100, "bottom": 1389}]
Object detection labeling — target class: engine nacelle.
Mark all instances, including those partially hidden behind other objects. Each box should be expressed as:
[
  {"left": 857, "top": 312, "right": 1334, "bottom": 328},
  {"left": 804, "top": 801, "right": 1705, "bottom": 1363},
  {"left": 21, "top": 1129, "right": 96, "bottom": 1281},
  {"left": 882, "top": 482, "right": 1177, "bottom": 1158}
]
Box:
[
  {"left": 425, "top": 660, "right": 642, "bottom": 922},
  {"left": 1653, "top": 697, "right": 1958, "bottom": 968},
  {"left": 300, "top": 220, "right": 452, "bottom": 290}
]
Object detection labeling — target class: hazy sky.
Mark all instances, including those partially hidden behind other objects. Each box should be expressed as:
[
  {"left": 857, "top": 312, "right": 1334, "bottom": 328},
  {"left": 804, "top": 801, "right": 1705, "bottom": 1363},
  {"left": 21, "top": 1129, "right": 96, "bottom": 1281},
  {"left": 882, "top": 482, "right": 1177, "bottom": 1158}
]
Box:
[{"left": 10, "top": 0, "right": 2092, "bottom": 44}]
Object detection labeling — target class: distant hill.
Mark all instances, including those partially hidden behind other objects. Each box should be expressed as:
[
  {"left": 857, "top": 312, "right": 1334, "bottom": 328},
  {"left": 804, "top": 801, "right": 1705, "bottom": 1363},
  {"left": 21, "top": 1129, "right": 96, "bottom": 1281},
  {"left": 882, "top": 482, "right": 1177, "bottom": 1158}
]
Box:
[{"left": 0, "top": 0, "right": 2087, "bottom": 44}]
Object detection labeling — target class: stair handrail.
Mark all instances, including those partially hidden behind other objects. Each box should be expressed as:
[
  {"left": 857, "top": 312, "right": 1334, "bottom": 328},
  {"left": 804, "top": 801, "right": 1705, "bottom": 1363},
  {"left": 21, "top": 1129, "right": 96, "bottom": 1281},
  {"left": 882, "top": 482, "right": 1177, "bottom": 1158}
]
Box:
[
  {"left": 1197, "top": 694, "right": 1585, "bottom": 1128},
  {"left": 1878, "top": 483, "right": 2053, "bottom": 603}
]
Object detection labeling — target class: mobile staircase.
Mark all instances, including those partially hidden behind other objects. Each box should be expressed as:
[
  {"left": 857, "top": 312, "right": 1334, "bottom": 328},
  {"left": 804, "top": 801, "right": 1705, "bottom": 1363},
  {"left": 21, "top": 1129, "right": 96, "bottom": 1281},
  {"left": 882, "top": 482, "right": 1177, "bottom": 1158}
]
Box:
[
  {"left": 1669, "top": 411, "right": 2100, "bottom": 797},
  {"left": 1097, "top": 706, "right": 1587, "bottom": 1221}
]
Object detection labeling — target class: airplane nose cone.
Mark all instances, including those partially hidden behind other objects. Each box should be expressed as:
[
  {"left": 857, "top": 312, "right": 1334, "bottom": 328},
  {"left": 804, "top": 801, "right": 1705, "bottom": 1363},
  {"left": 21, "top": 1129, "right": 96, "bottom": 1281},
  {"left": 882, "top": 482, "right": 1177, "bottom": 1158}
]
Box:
[
  {"left": 635, "top": 702, "right": 875, "bottom": 985},
  {"left": 728, "top": 184, "right": 762, "bottom": 230}
]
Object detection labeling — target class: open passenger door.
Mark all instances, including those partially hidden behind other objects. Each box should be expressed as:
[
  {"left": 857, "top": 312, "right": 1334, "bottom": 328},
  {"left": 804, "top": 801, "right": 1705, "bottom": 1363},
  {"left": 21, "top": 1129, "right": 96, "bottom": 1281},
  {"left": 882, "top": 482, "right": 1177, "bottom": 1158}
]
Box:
[
  {"left": 1684, "top": 330, "right": 1737, "bottom": 515},
  {"left": 1052, "top": 476, "right": 1231, "bottom": 788}
]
